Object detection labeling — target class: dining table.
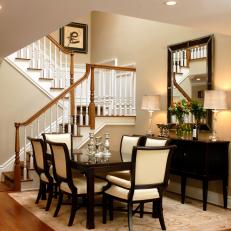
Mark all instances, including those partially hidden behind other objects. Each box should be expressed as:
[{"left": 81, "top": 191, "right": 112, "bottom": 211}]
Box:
[{"left": 71, "top": 150, "right": 131, "bottom": 229}]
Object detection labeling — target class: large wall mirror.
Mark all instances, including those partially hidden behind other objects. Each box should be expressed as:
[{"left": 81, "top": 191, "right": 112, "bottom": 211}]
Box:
[{"left": 167, "top": 35, "right": 214, "bottom": 130}]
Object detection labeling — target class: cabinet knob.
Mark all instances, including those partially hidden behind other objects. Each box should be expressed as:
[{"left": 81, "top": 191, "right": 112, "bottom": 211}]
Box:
[{"left": 184, "top": 153, "right": 187, "bottom": 156}]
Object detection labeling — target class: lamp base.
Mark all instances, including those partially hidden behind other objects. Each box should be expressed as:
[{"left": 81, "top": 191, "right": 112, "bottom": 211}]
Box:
[{"left": 209, "top": 131, "right": 217, "bottom": 141}]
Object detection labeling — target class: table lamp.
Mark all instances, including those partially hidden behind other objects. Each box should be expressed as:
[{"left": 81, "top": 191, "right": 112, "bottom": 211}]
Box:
[
  {"left": 141, "top": 95, "right": 161, "bottom": 135},
  {"left": 203, "top": 90, "right": 227, "bottom": 141}
]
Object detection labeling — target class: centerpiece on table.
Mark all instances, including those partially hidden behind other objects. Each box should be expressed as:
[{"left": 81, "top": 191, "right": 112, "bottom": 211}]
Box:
[{"left": 168, "top": 99, "right": 190, "bottom": 138}]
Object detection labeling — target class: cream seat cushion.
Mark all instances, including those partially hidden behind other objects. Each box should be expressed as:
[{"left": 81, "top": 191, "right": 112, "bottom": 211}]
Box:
[
  {"left": 107, "top": 170, "right": 130, "bottom": 180},
  {"left": 40, "top": 173, "right": 49, "bottom": 183},
  {"left": 60, "top": 176, "right": 107, "bottom": 194},
  {"left": 105, "top": 175, "right": 159, "bottom": 201}
]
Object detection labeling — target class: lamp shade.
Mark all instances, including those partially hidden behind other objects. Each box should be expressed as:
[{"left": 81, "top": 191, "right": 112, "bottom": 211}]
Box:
[
  {"left": 203, "top": 90, "right": 227, "bottom": 110},
  {"left": 141, "top": 95, "right": 161, "bottom": 111}
]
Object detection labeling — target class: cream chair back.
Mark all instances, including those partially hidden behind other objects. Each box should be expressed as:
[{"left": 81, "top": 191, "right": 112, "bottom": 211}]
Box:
[
  {"left": 42, "top": 133, "right": 72, "bottom": 157},
  {"left": 48, "top": 142, "right": 69, "bottom": 179},
  {"left": 120, "top": 135, "right": 145, "bottom": 162},
  {"left": 145, "top": 137, "right": 168, "bottom": 147},
  {"left": 30, "top": 139, "right": 45, "bottom": 170},
  {"left": 132, "top": 146, "right": 174, "bottom": 186}
]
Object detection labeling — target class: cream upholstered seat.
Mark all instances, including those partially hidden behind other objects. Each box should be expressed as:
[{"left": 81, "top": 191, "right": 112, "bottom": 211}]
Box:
[
  {"left": 102, "top": 145, "right": 176, "bottom": 231},
  {"left": 47, "top": 141, "right": 107, "bottom": 226},
  {"left": 28, "top": 137, "right": 56, "bottom": 211}
]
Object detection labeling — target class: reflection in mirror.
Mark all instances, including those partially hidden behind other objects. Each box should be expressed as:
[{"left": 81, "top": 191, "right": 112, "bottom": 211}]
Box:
[{"left": 167, "top": 35, "right": 214, "bottom": 130}]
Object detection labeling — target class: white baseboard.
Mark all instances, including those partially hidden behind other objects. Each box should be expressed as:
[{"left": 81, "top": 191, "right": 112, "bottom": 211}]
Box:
[{"left": 168, "top": 181, "right": 231, "bottom": 209}]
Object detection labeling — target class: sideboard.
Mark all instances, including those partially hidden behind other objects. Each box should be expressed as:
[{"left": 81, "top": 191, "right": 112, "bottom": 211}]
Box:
[{"left": 168, "top": 138, "right": 229, "bottom": 210}]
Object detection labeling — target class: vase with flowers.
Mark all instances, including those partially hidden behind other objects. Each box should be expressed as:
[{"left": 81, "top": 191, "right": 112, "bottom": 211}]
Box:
[
  {"left": 190, "top": 100, "right": 206, "bottom": 125},
  {"left": 169, "top": 99, "right": 190, "bottom": 138}
]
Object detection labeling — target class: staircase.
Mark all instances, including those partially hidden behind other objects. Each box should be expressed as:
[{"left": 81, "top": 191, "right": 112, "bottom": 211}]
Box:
[{"left": 2, "top": 35, "right": 137, "bottom": 191}]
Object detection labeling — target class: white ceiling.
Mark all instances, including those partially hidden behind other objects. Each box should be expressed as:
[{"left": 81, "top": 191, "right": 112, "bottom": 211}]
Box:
[{"left": 1, "top": 0, "right": 231, "bottom": 60}]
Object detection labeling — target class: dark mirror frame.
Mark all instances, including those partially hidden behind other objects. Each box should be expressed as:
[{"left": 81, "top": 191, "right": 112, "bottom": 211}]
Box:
[{"left": 167, "top": 35, "right": 214, "bottom": 130}]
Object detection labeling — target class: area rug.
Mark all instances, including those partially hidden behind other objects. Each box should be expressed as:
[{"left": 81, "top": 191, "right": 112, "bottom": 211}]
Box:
[{"left": 9, "top": 191, "right": 231, "bottom": 231}]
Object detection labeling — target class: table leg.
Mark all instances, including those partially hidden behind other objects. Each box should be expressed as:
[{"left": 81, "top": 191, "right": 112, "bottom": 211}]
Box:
[
  {"left": 223, "top": 177, "right": 228, "bottom": 209},
  {"left": 86, "top": 169, "right": 95, "bottom": 229},
  {"left": 181, "top": 176, "right": 186, "bottom": 204},
  {"left": 202, "top": 179, "right": 208, "bottom": 211}
]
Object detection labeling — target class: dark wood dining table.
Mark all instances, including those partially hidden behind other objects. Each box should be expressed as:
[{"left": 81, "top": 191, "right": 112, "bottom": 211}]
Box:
[{"left": 71, "top": 150, "right": 131, "bottom": 229}]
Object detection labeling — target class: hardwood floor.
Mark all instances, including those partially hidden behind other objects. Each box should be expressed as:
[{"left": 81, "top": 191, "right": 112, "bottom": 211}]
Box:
[{"left": 0, "top": 191, "right": 54, "bottom": 231}]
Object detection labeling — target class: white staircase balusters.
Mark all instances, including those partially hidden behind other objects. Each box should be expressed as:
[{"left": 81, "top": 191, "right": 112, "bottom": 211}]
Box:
[
  {"left": 119, "top": 72, "right": 123, "bottom": 116},
  {"left": 79, "top": 82, "right": 83, "bottom": 125},
  {"left": 108, "top": 70, "right": 112, "bottom": 116},
  {"left": 29, "top": 125, "right": 34, "bottom": 169},
  {"left": 85, "top": 77, "right": 89, "bottom": 126},
  {"left": 97, "top": 70, "right": 101, "bottom": 116},
  {"left": 55, "top": 103, "right": 59, "bottom": 132},
  {"left": 133, "top": 72, "right": 136, "bottom": 115},
  {"left": 129, "top": 73, "right": 133, "bottom": 115},
  {"left": 49, "top": 108, "right": 52, "bottom": 133},
  {"left": 23, "top": 127, "right": 27, "bottom": 180},
  {"left": 102, "top": 70, "right": 107, "bottom": 116},
  {"left": 49, "top": 40, "right": 52, "bottom": 79},
  {"left": 124, "top": 72, "right": 128, "bottom": 116},
  {"left": 113, "top": 70, "right": 117, "bottom": 116}
]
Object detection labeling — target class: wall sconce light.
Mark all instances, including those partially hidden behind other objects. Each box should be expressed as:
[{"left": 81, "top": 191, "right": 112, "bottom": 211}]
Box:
[
  {"left": 203, "top": 90, "right": 227, "bottom": 141},
  {"left": 141, "top": 95, "right": 161, "bottom": 135}
]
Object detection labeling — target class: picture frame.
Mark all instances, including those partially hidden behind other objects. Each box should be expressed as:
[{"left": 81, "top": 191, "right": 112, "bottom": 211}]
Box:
[{"left": 60, "top": 22, "right": 88, "bottom": 53}]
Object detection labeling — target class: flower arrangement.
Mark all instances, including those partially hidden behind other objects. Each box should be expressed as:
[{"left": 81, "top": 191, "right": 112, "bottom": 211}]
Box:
[
  {"left": 168, "top": 99, "right": 190, "bottom": 123},
  {"left": 190, "top": 100, "right": 206, "bottom": 124}
]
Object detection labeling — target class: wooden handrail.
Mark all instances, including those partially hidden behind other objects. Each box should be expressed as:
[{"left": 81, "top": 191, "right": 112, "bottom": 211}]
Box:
[
  {"left": 91, "top": 64, "right": 136, "bottom": 72},
  {"left": 46, "top": 35, "right": 73, "bottom": 55},
  {"left": 18, "top": 64, "right": 90, "bottom": 126}
]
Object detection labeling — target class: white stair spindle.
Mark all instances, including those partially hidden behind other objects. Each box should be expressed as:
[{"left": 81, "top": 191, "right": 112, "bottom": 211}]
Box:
[
  {"left": 56, "top": 103, "right": 58, "bottom": 132},
  {"left": 133, "top": 72, "right": 136, "bottom": 115},
  {"left": 119, "top": 72, "right": 122, "bottom": 116},
  {"left": 97, "top": 70, "right": 101, "bottom": 116},
  {"left": 103, "top": 70, "right": 107, "bottom": 116},
  {"left": 50, "top": 108, "right": 52, "bottom": 132},
  {"left": 62, "top": 99, "right": 65, "bottom": 132},
  {"left": 23, "top": 127, "right": 27, "bottom": 180},
  {"left": 65, "top": 55, "right": 68, "bottom": 87},
  {"left": 44, "top": 112, "right": 47, "bottom": 133},
  {"left": 114, "top": 70, "right": 117, "bottom": 116},
  {"left": 43, "top": 37, "right": 46, "bottom": 76},
  {"left": 124, "top": 72, "right": 128, "bottom": 116},
  {"left": 108, "top": 70, "right": 112, "bottom": 116},
  {"left": 85, "top": 78, "right": 89, "bottom": 126},
  {"left": 79, "top": 82, "right": 83, "bottom": 125},
  {"left": 60, "top": 51, "right": 63, "bottom": 88},
  {"left": 49, "top": 40, "right": 52, "bottom": 78},
  {"left": 30, "top": 125, "right": 34, "bottom": 169},
  {"left": 129, "top": 73, "right": 133, "bottom": 115},
  {"left": 54, "top": 46, "right": 57, "bottom": 85},
  {"left": 37, "top": 39, "right": 41, "bottom": 69}
]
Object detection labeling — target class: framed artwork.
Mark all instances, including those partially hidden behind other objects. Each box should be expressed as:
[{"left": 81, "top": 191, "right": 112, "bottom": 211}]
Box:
[{"left": 60, "top": 22, "right": 88, "bottom": 53}]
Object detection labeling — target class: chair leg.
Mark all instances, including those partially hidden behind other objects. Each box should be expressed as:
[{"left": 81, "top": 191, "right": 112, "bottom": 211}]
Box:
[
  {"left": 152, "top": 200, "right": 158, "bottom": 218},
  {"left": 109, "top": 197, "right": 114, "bottom": 221},
  {"left": 54, "top": 191, "right": 63, "bottom": 217},
  {"left": 35, "top": 181, "right": 43, "bottom": 204},
  {"left": 140, "top": 202, "right": 144, "bottom": 218},
  {"left": 128, "top": 202, "right": 133, "bottom": 231},
  {"left": 41, "top": 182, "right": 47, "bottom": 200},
  {"left": 102, "top": 193, "right": 107, "bottom": 224},
  {"left": 68, "top": 195, "right": 77, "bottom": 226},
  {"left": 157, "top": 198, "right": 166, "bottom": 230},
  {"left": 45, "top": 183, "right": 53, "bottom": 211}
]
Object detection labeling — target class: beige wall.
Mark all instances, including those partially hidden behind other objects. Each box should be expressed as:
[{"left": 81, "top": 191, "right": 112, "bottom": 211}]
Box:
[
  {"left": 0, "top": 61, "right": 51, "bottom": 163},
  {"left": 91, "top": 11, "right": 231, "bottom": 194}
]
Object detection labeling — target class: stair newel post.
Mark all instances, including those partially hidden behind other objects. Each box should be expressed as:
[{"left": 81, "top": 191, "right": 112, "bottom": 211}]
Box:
[
  {"left": 14, "top": 123, "right": 21, "bottom": 191},
  {"left": 85, "top": 77, "right": 89, "bottom": 126},
  {"left": 89, "top": 66, "right": 96, "bottom": 129}
]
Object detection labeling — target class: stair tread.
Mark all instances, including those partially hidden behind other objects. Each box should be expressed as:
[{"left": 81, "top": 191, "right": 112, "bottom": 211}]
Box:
[
  {"left": 15, "top": 57, "right": 30, "bottom": 61},
  {"left": 39, "top": 77, "right": 54, "bottom": 80},
  {"left": 27, "top": 67, "right": 42, "bottom": 71},
  {"left": 3, "top": 171, "right": 33, "bottom": 182},
  {"left": 50, "top": 87, "right": 64, "bottom": 90}
]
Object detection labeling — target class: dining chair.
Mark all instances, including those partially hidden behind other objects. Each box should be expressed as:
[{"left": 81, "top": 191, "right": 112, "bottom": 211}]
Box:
[
  {"left": 47, "top": 141, "right": 108, "bottom": 226},
  {"left": 28, "top": 137, "right": 56, "bottom": 211},
  {"left": 102, "top": 145, "right": 176, "bottom": 231},
  {"left": 144, "top": 137, "right": 169, "bottom": 147}
]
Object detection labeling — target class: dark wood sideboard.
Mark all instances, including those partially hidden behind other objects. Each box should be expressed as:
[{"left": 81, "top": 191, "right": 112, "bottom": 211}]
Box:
[{"left": 168, "top": 138, "right": 229, "bottom": 210}]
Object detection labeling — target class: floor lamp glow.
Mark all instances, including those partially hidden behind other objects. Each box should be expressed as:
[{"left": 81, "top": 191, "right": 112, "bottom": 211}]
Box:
[
  {"left": 203, "top": 90, "right": 227, "bottom": 141},
  {"left": 141, "top": 95, "right": 161, "bottom": 135}
]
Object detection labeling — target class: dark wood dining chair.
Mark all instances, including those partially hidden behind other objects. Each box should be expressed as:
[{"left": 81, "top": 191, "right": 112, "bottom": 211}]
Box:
[
  {"left": 102, "top": 145, "right": 176, "bottom": 231},
  {"left": 28, "top": 137, "right": 56, "bottom": 211},
  {"left": 47, "top": 141, "right": 108, "bottom": 226}
]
